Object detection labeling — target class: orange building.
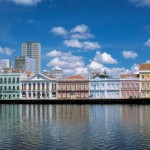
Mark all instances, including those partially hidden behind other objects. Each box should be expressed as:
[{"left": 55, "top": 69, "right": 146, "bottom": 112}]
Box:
[
  {"left": 58, "top": 75, "right": 89, "bottom": 99},
  {"left": 139, "top": 64, "right": 150, "bottom": 98}
]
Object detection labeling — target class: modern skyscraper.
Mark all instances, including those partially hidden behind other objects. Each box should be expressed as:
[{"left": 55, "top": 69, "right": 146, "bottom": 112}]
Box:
[
  {"left": 22, "top": 42, "right": 41, "bottom": 74},
  {"left": 14, "top": 56, "right": 36, "bottom": 74},
  {"left": 0, "top": 59, "right": 11, "bottom": 69}
]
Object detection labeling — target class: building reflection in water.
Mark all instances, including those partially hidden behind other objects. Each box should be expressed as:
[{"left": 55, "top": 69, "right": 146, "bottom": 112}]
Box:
[
  {"left": 0, "top": 104, "right": 90, "bottom": 149},
  {"left": 0, "top": 104, "right": 150, "bottom": 149}
]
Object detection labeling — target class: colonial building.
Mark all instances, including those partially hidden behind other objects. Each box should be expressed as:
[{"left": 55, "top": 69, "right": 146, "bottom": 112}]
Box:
[
  {"left": 21, "top": 73, "right": 58, "bottom": 99},
  {"left": 89, "top": 76, "right": 120, "bottom": 99},
  {"left": 120, "top": 74, "right": 140, "bottom": 98},
  {"left": 0, "top": 72, "right": 27, "bottom": 99},
  {"left": 139, "top": 64, "right": 150, "bottom": 98},
  {"left": 58, "top": 75, "right": 89, "bottom": 99}
]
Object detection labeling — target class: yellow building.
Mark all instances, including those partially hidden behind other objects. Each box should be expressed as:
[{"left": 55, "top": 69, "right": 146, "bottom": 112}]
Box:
[{"left": 139, "top": 64, "right": 150, "bottom": 98}]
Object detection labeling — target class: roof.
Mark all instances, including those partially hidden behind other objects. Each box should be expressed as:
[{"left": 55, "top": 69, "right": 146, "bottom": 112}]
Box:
[
  {"left": 66, "top": 75, "right": 87, "bottom": 80},
  {"left": 139, "top": 64, "right": 150, "bottom": 71},
  {"left": 120, "top": 74, "right": 139, "bottom": 79}
]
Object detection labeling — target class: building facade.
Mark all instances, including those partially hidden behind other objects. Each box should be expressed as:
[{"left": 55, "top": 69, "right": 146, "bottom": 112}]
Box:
[
  {"left": 21, "top": 73, "right": 58, "bottom": 99},
  {"left": 120, "top": 74, "right": 140, "bottom": 98},
  {"left": 89, "top": 77, "right": 120, "bottom": 99},
  {"left": 22, "top": 42, "right": 41, "bottom": 74},
  {"left": 0, "top": 59, "right": 11, "bottom": 69},
  {"left": 44, "top": 69, "right": 64, "bottom": 79},
  {"left": 139, "top": 64, "right": 150, "bottom": 98},
  {"left": 58, "top": 75, "right": 89, "bottom": 99},
  {"left": 14, "top": 56, "right": 36, "bottom": 74},
  {"left": 0, "top": 73, "right": 25, "bottom": 99}
]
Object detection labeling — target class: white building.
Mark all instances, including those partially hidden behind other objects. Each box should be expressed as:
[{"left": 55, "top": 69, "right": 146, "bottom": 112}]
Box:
[
  {"left": 89, "top": 76, "right": 120, "bottom": 99},
  {"left": 14, "top": 56, "right": 36, "bottom": 74},
  {"left": 21, "top": 73, "right": 58, "bottom": 99},
  {"left": 44, "top": 69, "right": 64, "bottom": 79},
  {"left": 22, "top": 42, "right": 41, "bottom": 74},
  {"left": 0, "top": 59, "right": 11, "bottom": 69}
]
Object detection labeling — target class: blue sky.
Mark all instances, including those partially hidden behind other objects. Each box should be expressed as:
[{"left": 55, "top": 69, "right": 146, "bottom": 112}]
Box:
[{"left": 0, "top": 0, "right": 150, "bottom": 77}]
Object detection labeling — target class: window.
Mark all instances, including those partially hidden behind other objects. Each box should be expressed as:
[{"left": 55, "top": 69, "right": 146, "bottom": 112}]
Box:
[
  {"left": 13, "top": 77, "right": 15, "bottom": 83},
  {"left": 29, "top": 93, "right": 31, "bottom": 97},
  {"left": 13, "top": 86, "right": 15, "bottom": 90},
  {"left": 17, "top": 86, "right": 19, "bottom": 90},
  {"left": 33, "top": 93, "right": 35, "bottom": 97},
  {"left": 9, "top": 86, "right": 11, "bottom": 90},
  {"left": 142, "top": 75, "right": 144, "bottom": 79}
]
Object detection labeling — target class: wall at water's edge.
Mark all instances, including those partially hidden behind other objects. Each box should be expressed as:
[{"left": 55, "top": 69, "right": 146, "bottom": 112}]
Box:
[{"left": 0, "top": 98, "right": 150, "bottom": 104}]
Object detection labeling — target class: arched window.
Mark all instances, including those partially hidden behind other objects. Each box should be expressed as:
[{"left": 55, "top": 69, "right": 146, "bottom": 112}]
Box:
[
  {"left": 8, "top": 78, "right": 11, "bottom": 83},
  {"left": 13, "top": 86, "right": 15, "bottom": 90},
  {"left": 9, "top": 86, "right": 11, "bottom": 90}
]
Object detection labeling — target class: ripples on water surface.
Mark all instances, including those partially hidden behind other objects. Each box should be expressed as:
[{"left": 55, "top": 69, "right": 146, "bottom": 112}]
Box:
[{"left": 0, "top": 104, "right": 150, "bottom": 150}]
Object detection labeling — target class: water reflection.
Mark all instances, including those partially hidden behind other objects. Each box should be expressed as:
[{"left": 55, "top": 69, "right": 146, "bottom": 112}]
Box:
[{"left": 0, "top": 104, "right": 150, "bottom": 149}]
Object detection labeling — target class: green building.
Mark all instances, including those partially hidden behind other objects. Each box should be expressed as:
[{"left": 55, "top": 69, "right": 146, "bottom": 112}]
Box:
[{"left": 0, "top": 73, "right": 22, "bottom": 99}]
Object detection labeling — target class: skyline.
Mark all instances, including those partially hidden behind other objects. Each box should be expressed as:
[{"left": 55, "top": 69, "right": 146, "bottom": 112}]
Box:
[{"left": 0, "top": 0, "right": 150, "bottom": 77}]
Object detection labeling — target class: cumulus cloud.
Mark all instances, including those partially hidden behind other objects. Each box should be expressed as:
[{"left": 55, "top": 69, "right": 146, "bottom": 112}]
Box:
[
  {"left": 94, "top": 51, "right": 118, "bottom": 64},
  {"left": 6, "top": 0, "right": 42, "bottom": 6},
  {"left": 71, "top": 24, "right": 89, "bottom": 33},
  {"left": 129, "top": 0, "right": 150, "bottom": 7},
  {"left": 122, "top": 50, "right": 138, "bottom": 59},
  {"left": 46, "top": 50, "right": 89, "bottom": 76},
  {"left": 144, "top": 38, "right": 150, "bottom": 47},
  {"left": 46, "top": 50, "right": 85, "bottom": 74},
  {"left": 64, "top": 39, "right": 101, "bottom": 50},
  {"left": 51, "top": 27, "right": 68, "bottom": 37},
  {"left": 0, "top": 47, "right": 14, "bottom": 55}
]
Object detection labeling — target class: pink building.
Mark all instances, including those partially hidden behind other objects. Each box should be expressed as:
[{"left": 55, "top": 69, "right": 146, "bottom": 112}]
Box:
[{"left": 120, "top": 74, "right": 140, "bottom": 98}]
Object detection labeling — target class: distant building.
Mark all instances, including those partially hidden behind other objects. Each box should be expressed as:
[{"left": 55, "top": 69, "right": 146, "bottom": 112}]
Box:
[
  {"left": 139, "top": 64, "right": 150, "bottom": 98},
  {"left": 21, "top": 73, "right": 58, "bottom": 99},
  {"left": 0, "top": 59, "right": 11, "bottom": 69},
  {"left": 120, "top": 74, "right": 140, "bottom": 98},
  {"left": 22, "top": 42, "right": 41, "bottom": 74},
  {"left": 44, "top": 69, "right": 64, "bottom": 79},
  {"left": 14, "top": 56, "right": 36, "bottom": 74},
  {"left": 58, "top": 75, "right": 89, "bottom": 99}
]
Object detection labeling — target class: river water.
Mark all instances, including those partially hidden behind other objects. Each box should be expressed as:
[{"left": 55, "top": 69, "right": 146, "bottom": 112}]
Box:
[{"left": 0, "top": 104, "right": 150, "bottom": 150}]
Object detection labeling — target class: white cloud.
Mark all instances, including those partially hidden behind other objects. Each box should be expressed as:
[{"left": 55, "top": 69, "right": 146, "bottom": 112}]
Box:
[
  {"left": 70, "top": 33, "right": 94, "bottom": 39},
  {"left": 122, "top": 50, "right": 138, "bottom": 59},
  {"left": 71, "top": 24, "right": 89, "bottom": 33},
  {"left": 64, "top": 39, "right": 101, "bottom": 50},
  {"left": 7, "top": 0, "right": 42, "bottom": 6},
  {"left": 130, "top": 63, "right": 139, "bottom": 74},
  {"left": 63, "top": 39, "right": 83, "bottom": 48},
  {"left": 0, "top": 47, "right": 14, "bottom": 55},
  {"left": 51, "top": 27, "right": 68, "bottom": 37},
  {"left": 129, "top": 0, "right": 150, "bottom": 7},
  {"left": 46, "top": 49, "right": 62, "bottom": 57},
  {"left": 94, "top": 51, "right": 118, "bottom": 64},
  {"left": 144, "top": 39, "right": 150, "bottom": 47},
  {"left": 47, "top": 50, "right": 84, "bottom": 68}
]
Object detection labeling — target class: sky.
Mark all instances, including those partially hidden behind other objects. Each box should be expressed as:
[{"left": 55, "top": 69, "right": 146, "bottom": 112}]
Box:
[{"left": 0, "top": 0, "right": 150, "bottom": 77}]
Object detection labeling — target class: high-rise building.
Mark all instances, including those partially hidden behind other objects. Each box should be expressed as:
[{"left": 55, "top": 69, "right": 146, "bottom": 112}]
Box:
[
  {"left": 14, "top": 56, "right": 36, "bottom": 74},
  {"left": 22, "top": 42, "right": 41, "bottom": 74},
  {"left": 0, "top": 59, "right": 11, "bottom": 69}
]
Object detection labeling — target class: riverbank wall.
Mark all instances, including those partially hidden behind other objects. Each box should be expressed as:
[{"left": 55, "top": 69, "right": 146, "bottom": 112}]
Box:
[{"left": 0, "top": 98, "right": 150, "bottom": 104}]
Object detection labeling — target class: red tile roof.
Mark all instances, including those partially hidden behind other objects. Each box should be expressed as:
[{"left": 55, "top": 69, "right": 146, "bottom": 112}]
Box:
[
  {"left": 120, "top": 74, "right": 139, "bottom": 79},
  {"left": 139, "top": 64, "right": 150, "bottom": 71},
  {"left": 66, "top": 75, "right": 87, "bottom": 80}
]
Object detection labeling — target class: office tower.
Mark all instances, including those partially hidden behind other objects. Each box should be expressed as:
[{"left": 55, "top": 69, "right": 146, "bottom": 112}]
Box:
[
  {"left": 0, "top": 59, "right": 11, "bottom": 69},
  {"left": 14, "top": 56, "right": 36, "bottom": 74},
  {"left": 22, "top": 42, "right": 41, "bottom": 74}
]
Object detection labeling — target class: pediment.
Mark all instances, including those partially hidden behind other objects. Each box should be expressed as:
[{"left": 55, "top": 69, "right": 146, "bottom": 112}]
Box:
[{"left": 27, "top": 73, "right": 54, "bottom": 81}]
